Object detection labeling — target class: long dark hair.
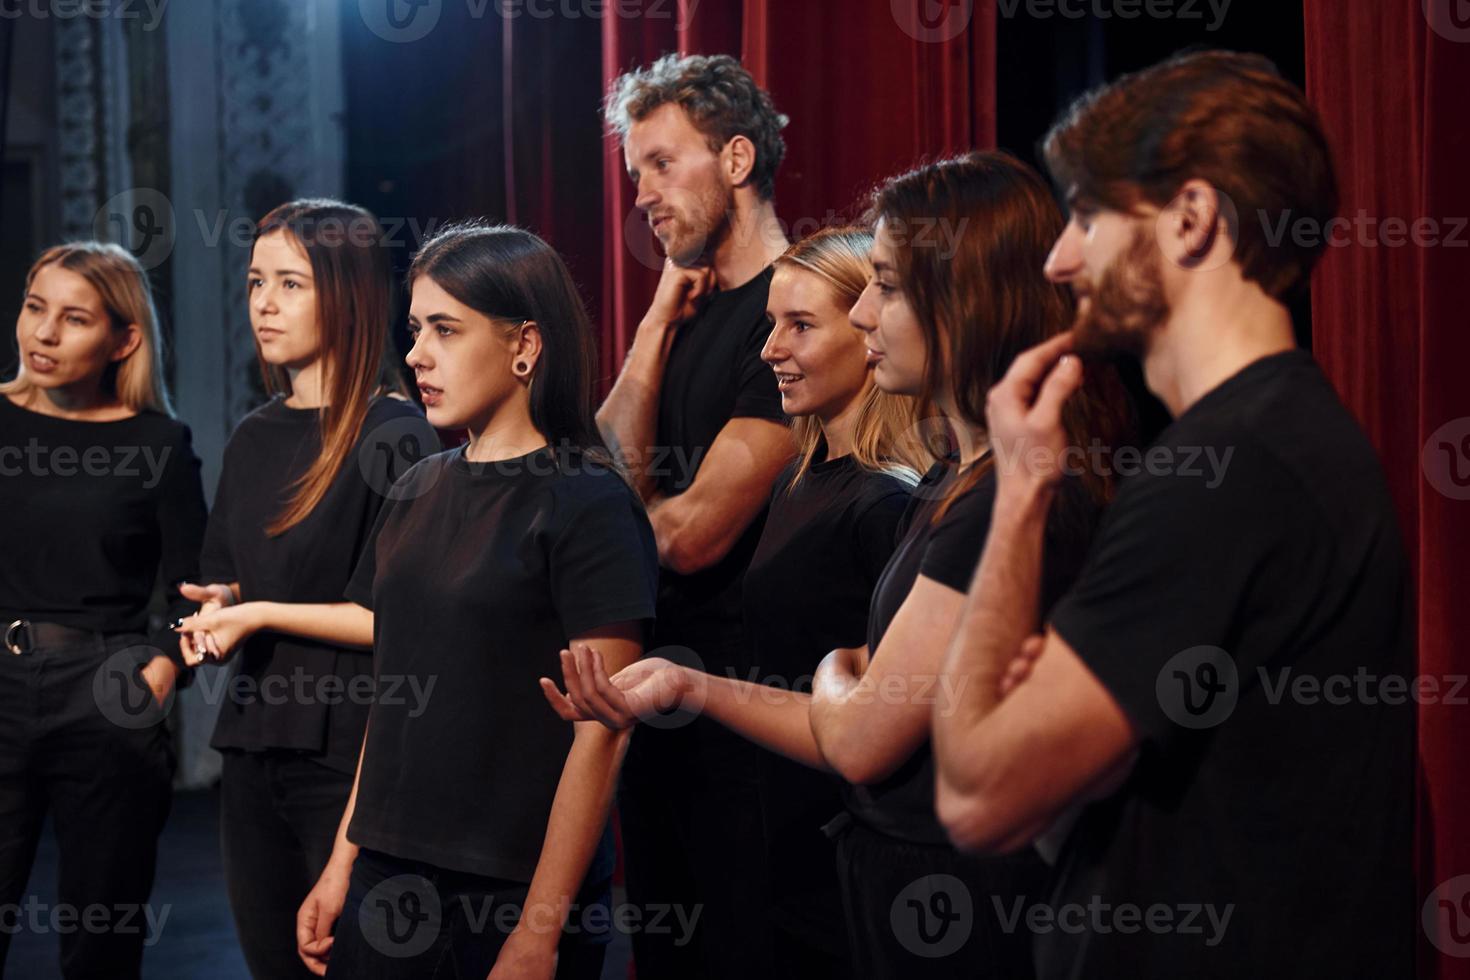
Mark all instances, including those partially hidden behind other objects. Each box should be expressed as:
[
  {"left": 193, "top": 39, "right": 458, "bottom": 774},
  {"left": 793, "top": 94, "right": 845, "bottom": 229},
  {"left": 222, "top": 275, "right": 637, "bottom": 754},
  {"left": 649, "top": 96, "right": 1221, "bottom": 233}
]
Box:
[
  {"left": 867, "top": 151, "right": 1132, "bottom": 521},
  {"left": 254, "top": 199, "right": 409, "bottom": 535},
  {"left": 407, "top": 222, "right": 614, "bottom": 470}
]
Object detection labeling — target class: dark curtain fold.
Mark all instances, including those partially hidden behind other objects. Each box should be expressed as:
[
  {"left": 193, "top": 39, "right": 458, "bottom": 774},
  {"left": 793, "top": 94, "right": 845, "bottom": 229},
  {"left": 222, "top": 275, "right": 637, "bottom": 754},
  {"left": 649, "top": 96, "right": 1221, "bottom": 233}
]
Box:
[{"left": 1304, "top": 4, "right": 1470, "bottom": 977}]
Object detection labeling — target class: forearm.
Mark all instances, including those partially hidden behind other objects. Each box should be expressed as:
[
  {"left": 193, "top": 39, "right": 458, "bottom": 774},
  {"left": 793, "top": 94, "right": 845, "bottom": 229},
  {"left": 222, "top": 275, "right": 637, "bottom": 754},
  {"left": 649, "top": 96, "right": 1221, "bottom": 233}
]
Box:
[
  {"left": 596, "top": 321, "right": 672, "bottom": 501},
  {"left": 697, "top": 671, "right": 829, "bottom": 771},
  {"left": 933, "top": 485, "right": 1053, "bottom": 791},
  {"left": 324, "top": 733, "right": 368, "bottom": 872},
  {"left": 808, "top": 661, "right": 874, "bottom": 780},
  {"left": 513, "top": 725, "right": 630, "bottom": 946},
  {"left": 256, "top": 601, "right": 373, "bottom": 650}
]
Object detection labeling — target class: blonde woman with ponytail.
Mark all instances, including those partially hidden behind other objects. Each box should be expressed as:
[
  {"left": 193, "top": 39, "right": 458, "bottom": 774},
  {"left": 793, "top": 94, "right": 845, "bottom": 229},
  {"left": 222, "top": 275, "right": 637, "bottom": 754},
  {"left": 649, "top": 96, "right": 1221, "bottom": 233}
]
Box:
[
  {"left": 543, "top": 227, "right": 930, "bottom": 979},
  {"left": 0, "top": 241, "right": 207, "bottom": 978}
]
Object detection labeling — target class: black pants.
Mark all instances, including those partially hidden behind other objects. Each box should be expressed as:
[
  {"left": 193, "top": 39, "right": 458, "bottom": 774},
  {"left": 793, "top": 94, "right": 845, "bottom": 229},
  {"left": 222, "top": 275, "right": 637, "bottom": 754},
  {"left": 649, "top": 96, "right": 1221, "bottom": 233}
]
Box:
[
  {"left": 619, "top": 715, "right": 775, "bottom": 980},
  {"left": 325, "top": 847, "right": 609, "bottom": 979},
  {"left": 0, "top": 632, "right": 174, "bottom": 980},
  {"left": 831, "top": 815, "right": 1045, "bottom": 980},
  {"left": 219, "top": 750, "right": 354, "bottom": 979}
]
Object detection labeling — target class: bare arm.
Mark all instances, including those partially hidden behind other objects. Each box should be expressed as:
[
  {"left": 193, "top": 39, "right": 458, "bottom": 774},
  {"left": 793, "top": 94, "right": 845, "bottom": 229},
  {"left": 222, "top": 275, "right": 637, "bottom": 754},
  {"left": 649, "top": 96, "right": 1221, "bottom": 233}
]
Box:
[
  {"left": 808, "top": 578, "right": 967, "bottom": 785},
  {"left": 493, "top": 623, "right": 644, "bottom": 976},
  {"left": 255, "top": 601, "right": 373, "bottom": 649},
  {"left": 647, "top": 417, "right": 794, "bottom": 576},
  {"left": 296, "top": 727, "right": 369, "bottom": 974}
]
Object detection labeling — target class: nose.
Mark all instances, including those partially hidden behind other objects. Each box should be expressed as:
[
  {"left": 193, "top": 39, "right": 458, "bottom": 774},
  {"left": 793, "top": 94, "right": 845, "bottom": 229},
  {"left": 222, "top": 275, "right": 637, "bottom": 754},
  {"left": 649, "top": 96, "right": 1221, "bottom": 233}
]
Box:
[
  {"left": 848, "top": 281, "right": 878, "bottom": 334},
  {"left": 33, "top": 312, "right": 61, "bottom": 344},
  {"left": 1044, "top": 221, "right": 1085, "bottom": 284},
  {"left": 405, "top": 329, "right": 429, "bottom": 371},
  {"left": 634, "top": 176, "right": 660, "bottom": 213},
  {"left": 760, "top": 321, "right": 787, "bottom": 365},
  {"left": 252, "top": 281, "right": 277, "bottom": 316}
]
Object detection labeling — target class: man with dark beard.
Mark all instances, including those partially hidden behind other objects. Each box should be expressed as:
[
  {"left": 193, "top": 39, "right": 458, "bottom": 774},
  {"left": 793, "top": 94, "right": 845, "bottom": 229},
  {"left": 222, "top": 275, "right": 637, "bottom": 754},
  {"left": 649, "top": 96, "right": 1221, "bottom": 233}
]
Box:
[
  {"left": 930, "top": 51, "right": 1414, "bottom": 979},
  {"left": 596, "top": 54, "right": 794, "bottom": 980}
]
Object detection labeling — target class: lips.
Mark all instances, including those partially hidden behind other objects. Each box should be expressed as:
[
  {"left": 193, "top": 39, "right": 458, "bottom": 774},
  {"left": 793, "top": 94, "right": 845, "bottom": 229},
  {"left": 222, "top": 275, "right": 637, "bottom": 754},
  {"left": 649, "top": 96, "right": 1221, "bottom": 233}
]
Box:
[
  {"left": 865, "top": 348, "right": 886, "bottom": 365},
  {"left": 27, "top": 351, "right": 58, "bottom": 373},
  {"left": 417, "top": 382, "right": 443, "bottom": 407},
  {"left": 256, "top": 327, "right": 284, "bottom": 341},
  {"left": 773, "top": 371, "right": 805, "bottom": 390}
]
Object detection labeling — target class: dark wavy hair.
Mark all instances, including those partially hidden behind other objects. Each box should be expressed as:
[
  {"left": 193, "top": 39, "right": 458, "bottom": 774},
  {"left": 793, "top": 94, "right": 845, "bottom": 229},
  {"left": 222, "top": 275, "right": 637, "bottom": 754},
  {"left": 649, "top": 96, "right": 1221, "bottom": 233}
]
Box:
[
  {"left": 406, "top": 222, "right": 616, "bottom": 472},
  {"left": 603, "top": 53, "right": 789, "bottom": 200}
]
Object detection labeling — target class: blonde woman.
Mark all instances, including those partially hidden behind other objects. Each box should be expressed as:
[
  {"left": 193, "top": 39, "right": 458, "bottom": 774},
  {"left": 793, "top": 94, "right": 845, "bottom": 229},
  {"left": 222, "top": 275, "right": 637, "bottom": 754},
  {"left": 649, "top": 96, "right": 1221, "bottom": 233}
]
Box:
[
  {"left": 0, "top": 242, "right": 207, "bottom": 978},
  {"left": 546, "top": 227, "right": 930, "bottom": 979}
]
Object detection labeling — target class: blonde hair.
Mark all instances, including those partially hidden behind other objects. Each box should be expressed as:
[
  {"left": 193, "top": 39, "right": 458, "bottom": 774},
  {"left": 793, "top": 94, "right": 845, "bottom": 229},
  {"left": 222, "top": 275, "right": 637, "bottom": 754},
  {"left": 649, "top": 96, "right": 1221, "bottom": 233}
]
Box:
[
  {"left": 3, "top": 242, "right": 173, "bottom": 416},
  {"left": 773, "top": 227, "right": 932, "bottom": 492}
]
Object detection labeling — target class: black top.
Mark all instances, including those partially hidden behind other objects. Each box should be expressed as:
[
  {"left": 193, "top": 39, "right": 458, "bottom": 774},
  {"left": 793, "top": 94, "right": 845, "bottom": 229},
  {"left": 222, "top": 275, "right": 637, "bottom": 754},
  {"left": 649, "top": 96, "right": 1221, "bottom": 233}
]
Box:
[
  {"left": 742, "top": 453, "right": 911, "bottom": 907},
  {"left": 345, "top": 444, "right": 660, "bottom": 882},
  {"left": 653, "top": 266, "right": 785, "bottom": 657},
  {"left": 846, "top": 459, "right": 1094, "bottom": 844},
  {"left": 0, "top": 393, "right": 206, "bottom": 663},
  {"left": 201, "top": 394, "right": 438, "bottom": 772},
  {"left": 1043, "top": 350, "right": 1414, "bottom": 979}
]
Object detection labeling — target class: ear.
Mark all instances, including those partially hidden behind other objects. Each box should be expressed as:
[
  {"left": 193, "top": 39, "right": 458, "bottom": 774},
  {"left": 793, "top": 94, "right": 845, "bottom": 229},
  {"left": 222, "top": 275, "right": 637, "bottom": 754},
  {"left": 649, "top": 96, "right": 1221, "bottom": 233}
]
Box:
[
  {"left": 1158, "top": 179, "right": 1234, "bottom": 272},
  {"left": 110, "top": 322, "right": 144, "bottom": 364},
  {"left": 722, "top": 135, "right": 757, "bottom": 190},
  {"left": 514, "top": 320, "right": 544, "bottom": 372}
]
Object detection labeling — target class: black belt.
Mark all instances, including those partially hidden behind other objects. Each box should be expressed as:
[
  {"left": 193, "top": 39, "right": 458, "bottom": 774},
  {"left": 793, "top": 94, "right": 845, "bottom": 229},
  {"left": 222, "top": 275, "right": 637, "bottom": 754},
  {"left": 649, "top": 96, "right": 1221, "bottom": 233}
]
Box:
[{"left": 4, "top": 619, "right": 103, "bottom": 656}]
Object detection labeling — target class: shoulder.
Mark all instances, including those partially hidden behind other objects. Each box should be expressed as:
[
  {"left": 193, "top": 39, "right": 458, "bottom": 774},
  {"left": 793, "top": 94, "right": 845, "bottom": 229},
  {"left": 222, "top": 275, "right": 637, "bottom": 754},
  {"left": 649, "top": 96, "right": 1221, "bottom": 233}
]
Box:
[
  {"left": 366, "top": 392, "right": 430, "bottom": 426},
  {"left": 133, "top": 410, "right": 199, "bottom": 456}
]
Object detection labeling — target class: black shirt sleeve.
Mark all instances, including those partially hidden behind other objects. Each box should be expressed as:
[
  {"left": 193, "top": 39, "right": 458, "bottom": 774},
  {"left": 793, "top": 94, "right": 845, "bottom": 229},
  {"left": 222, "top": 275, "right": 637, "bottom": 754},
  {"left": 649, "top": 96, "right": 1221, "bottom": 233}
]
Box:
[
  {"left": 918, "top": 473, "right": 998, "bottom": 593},
  {"left": 854, "top": 487, "right": 911, "bottom": 586},
  {"left": 344, "top": 493, "right": 393, "bottom": 611},
  {"left": 729, "top": 313, "right": 786, "bottom": 423},
  {"left": 151, "top": 423, "right": 208, "bottom": 676},
  {"left": 549, "top": 482, "right": 659, "bottom": 639},
  {"left": 1048, "top": 449, "right": 1282, "bottom": 748}
]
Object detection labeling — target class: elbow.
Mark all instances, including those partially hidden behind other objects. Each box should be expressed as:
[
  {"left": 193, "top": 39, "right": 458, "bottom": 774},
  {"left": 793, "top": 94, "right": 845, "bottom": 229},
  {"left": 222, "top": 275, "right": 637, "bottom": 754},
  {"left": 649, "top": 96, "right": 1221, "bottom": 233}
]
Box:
[
  {"left": 936, "top": 773, "right": 1031, "bottom": 856},
  {"left": 658, "top": 526, "right": 726, "bottom": 576},
  {"left": 827, "top": 748, "right": 892, "bottom": 788}
]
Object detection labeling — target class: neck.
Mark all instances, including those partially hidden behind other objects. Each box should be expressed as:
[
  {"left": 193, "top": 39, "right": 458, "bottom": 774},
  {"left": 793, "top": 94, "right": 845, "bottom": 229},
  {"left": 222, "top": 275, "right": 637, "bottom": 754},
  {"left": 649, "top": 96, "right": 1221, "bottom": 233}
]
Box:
[
  {"left": 934, "top": 389, "right": 988, "bottom": 468},
  {"left": 818, "top": 390, "right": 866, "bottom": 462},
  {"left": 464, "top": 397, "right": 545, "bottom": 463},
  {"left": 19, "top": 377, "right": 122, "bottom": 421},
  {"left": 1143, "top": 276, "right": 1296, "bottom": 417},
  {"left": 286, "top": 359, "right": 325, "bottom": 409},
  {"left": 711, "top": 196, "right": 788, "bottom": 291}
]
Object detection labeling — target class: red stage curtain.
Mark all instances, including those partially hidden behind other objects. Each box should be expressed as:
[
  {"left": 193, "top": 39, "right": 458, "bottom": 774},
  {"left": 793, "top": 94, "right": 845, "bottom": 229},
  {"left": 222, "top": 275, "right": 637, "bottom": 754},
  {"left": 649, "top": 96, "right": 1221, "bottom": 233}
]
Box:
[
  {"left": 1304, "top": 3, "right": 1470, "bottom": 976},
  {"left": 599, "top": 0, "right": 997, "bottom": 387}
]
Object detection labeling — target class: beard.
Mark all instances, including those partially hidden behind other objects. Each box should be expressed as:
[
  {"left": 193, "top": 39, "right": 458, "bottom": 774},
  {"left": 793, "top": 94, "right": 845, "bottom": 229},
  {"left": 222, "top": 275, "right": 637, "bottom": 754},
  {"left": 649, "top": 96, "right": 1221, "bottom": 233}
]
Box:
[
  {"left": 1071, "top": 225, "right": 1170, "bottom": 360},
  {"left": 659, "top": 181, "right": 734, "bottom": 268}
]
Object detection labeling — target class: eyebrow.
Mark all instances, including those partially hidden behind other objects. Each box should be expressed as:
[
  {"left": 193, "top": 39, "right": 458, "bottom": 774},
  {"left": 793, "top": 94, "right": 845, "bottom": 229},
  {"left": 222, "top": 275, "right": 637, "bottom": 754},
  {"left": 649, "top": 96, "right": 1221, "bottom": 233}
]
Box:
[
  {"left": 410, "top": 313, "right": 464, "bottom": 325},
  {"left": 247, "top": 266, "right": 314, "bottom": 280},
  {"left": 777, "top": 309, "right": 818, "bottom": 320},
  {"left": 25, "top": 293, "right": 95, "bottom": 316},
  {"left": 870, "top": 259, "right": 894, "bottom": 273}
]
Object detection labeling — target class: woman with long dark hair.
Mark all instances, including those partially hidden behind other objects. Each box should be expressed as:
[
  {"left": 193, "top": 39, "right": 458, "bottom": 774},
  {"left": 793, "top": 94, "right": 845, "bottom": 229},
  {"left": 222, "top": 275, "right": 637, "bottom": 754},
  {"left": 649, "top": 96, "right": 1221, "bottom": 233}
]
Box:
[
  {"left": 173, "top": 199, "right": 437, "bottom": 978},
  {"left": 549, "top": 152, "right": 1130, "bottom": 979},
  {"left": 0, "top": 242, "right": 207, "bottom": 978},
  {"left": 295, "top": 223, "right": 659, "bottom": 979}
]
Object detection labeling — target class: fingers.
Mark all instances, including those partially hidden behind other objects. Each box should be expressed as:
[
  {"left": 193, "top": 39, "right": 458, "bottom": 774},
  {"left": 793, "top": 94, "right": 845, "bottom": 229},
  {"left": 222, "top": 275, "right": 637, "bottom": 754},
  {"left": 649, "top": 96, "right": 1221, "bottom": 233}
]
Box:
[
  {"left": 204, "top": 633, "right": 223, "bottom": 661},
  {"left": 1031, "top": 353, "right": 1085, "bottom": 428},
  {"left": 1003, "top": 330, "right": 1076, "bottom": 396},
  {"left": 539, "top": 677, "right": 585, "bottom": 722},
  {"left": 573, "top": 645, "right": 637, "bottom": 728},
  {"left": 556, "top": 648, "right": 624, "bottom": 728}
]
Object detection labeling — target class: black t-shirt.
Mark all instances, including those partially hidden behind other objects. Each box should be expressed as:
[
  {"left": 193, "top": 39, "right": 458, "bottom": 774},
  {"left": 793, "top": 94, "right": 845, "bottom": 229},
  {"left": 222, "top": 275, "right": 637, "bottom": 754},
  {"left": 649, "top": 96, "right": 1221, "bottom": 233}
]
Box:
[
  {"left": 0, "top": 393, "right": 206, "bottom": 661},
  {"left": 1043, "top": 350, "right": 1414, "bottom": 979},
  {"left": 742, "top": 454, "right": 911, "bottom": 916},
  {"left": 201, "top": 394, "right": 438, "bottom": 772},
  {"left": 846, "top": 459, "right": 1095, "bottom": 844},
  {"left": 653, "top": 265, "right": 785, "bottom": 658},
  {"left": 345, "top": 444, "right": 659, "bottom": 882}
]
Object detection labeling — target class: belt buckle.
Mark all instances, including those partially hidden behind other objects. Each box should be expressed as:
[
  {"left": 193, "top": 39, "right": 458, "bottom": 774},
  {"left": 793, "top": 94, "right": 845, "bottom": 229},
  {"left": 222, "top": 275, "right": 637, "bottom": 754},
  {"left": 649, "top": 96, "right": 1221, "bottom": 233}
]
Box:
[{"left": 5, "top": 620, "right": 31, "bottom": 656}]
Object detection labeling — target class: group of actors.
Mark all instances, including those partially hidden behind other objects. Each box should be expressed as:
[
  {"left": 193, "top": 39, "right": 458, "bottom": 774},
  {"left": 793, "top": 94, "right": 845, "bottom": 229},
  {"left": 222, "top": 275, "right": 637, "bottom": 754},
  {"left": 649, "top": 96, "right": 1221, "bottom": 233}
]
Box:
[{"left": 0, "top": 47, "right": 1412, "bottom": 980}]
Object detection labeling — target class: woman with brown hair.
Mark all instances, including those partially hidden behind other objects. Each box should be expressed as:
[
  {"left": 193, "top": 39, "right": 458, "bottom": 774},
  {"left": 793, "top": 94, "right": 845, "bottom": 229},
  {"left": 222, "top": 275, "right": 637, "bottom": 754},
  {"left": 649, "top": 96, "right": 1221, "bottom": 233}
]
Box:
[
  {"left": 551, "top": 152, "right": 1129, "bottom": 979},
  {"left": 173, "top": 199, "right": 437, "bottom": 978},
  {"left": 0, "top": 241, "right": 207, "bottom": 978}
]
